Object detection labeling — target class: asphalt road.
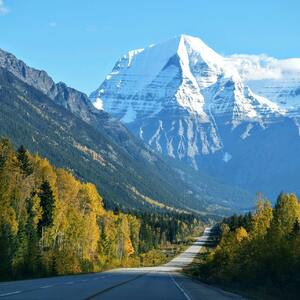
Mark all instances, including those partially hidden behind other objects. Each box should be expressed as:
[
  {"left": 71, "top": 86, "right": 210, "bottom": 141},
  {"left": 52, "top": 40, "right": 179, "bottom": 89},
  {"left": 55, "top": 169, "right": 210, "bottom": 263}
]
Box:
[{"left": 0, "top": 228, "right": 244, "bottom": 300}]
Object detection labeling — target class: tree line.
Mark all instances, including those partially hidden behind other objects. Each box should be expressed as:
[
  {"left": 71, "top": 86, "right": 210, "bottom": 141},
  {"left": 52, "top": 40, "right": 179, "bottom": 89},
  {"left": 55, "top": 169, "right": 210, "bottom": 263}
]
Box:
[
  {"left": 195, "top": 194, "right": 300, "bottom": 299},
  {"left": 0, "top": 138, "right": 202, "bottom": 280}
]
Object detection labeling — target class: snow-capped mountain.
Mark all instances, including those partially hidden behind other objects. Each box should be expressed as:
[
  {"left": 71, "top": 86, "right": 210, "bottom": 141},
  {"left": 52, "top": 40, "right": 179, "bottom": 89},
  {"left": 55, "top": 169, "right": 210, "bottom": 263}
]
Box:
[
  {"left": 1, "top": 46, "right": 256, "bottom": 213},
  {"left": 91, "top": 35, "right": 282, "bottom": 122},
  {"left": 91, "top": 35, "right": 300, "bottom": 198},
  {"left": 91, "top": 35, "right": 282, "bottom": 167}
]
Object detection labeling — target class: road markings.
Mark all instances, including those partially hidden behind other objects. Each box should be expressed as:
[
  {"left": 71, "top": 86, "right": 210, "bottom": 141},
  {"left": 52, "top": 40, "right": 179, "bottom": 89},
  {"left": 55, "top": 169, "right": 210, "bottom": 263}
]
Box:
[
  {"left": 0, "top": 291, "right": 22, "bottom": 297},
  {"left": 169, "top": 273, "right": 192, "bottom": 300},
  {"left": 83, "top": 272, "right": 149, "bottom": 300},
  {"left": 40, "top": 285, "right": 53, "bottom": 289}
]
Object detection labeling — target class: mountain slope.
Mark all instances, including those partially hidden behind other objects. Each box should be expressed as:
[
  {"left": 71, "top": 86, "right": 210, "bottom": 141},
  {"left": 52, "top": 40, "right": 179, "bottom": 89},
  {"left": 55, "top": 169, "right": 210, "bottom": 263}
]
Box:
[
  {"left": 0, "top": 67, "right": 197, "bottom": 213},
  {"left": 0, "top": 48, "right": 153, "bottom": 159},
  {"left": 0, "top": 49, "right": 254, "bottom": 213},
  {"left": 91, "top": 35, "right": 300, "bottom": 198},
  {"left": 90, "top": 35, "right": 283, "bottom": 169}
]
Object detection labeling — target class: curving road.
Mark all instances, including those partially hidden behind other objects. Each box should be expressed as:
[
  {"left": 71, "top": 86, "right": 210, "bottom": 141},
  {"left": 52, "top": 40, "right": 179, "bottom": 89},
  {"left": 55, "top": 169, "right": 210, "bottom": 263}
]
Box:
[{"left": 0, "top": 228, "right": 244, "bottom": 300}]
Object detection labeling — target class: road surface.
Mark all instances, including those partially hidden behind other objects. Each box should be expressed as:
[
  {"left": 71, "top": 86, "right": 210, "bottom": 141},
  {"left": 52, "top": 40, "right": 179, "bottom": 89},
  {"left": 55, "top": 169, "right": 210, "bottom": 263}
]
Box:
[{"left": 0, "top": 228, "right": 244, "bottom": 300}]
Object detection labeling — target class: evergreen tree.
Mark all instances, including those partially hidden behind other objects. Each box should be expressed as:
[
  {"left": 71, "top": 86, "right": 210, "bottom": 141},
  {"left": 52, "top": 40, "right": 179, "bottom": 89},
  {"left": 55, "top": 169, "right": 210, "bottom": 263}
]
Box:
[
  {"left": 17, "top": 146, "right": 33, "bottom": 176},
  {"left": 38, "top": 181, "right": 55, "bottom": 235}
]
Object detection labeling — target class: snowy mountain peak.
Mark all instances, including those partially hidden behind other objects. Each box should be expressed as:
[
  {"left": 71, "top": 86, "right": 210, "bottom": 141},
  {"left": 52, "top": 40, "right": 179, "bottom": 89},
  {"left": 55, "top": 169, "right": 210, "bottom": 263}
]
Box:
[
  {"left": 91, "top": 34, "right": 280, "bottom": 123},
  {"left": 177, "top": 34, "right": 225, "bottom": 70},
  {"left": 90, "top": 35, "right": 285, "bottom": 169}
]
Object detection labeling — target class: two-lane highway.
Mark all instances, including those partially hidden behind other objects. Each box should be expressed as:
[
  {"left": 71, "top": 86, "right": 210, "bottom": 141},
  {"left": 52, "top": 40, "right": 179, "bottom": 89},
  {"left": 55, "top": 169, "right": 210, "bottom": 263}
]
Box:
[{"left": 0, "top": 228, "right": 244, "bottom": 299}]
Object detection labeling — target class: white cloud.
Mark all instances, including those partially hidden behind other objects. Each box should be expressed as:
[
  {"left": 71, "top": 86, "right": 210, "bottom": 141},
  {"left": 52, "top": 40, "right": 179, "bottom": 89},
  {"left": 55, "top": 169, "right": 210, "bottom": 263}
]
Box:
[
  {"left": 49, "top": 21, "right": 57, "bottom": 27},
  {"left": 0, "top": 0, "right": 10, "bottom": 15},
  {"left": 225, "top": 54, "right": 300, "bottom": 81},
  {"left": 277, "top": 58, "right": 300, "bottom": 73}
]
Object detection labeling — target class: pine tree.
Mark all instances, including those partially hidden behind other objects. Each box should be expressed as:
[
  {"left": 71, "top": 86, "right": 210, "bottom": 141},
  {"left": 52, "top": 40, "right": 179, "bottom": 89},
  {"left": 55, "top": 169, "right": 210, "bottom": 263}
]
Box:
[
  {"left": 17, "top": 146, "right": 33, "bottom": 176},
  {"left": 38, "top": 181, "right": 55, "bottom": 235}
]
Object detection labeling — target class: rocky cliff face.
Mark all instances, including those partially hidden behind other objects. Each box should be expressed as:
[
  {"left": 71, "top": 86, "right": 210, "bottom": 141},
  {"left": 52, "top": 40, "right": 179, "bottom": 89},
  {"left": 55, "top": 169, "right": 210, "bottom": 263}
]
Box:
[{"left": 0, "top": 48, "right": 107, "bottom": 124}]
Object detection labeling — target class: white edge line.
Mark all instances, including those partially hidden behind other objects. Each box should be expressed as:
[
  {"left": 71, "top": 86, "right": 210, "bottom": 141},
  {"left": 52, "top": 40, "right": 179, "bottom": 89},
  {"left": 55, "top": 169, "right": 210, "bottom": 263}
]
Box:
[
  {"left": 169, "top": 273, "right": 192, "bottom": 300},
  {"left": 0, "top": 291, "right": 22, "bottom": 297}
]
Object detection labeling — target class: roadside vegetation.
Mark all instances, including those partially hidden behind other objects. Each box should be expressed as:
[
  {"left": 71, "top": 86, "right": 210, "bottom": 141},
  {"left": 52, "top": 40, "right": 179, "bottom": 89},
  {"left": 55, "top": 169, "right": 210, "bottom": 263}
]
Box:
[
  {"left": 0, "top": 138, "right": 203, "bottom": 280},
  {"left": 184, "top": 194, "right": 300, "bottom": 299}
]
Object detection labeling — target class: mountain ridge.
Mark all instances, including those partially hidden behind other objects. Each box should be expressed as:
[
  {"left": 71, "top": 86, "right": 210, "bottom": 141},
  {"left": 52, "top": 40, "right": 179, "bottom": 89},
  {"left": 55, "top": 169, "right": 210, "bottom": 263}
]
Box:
[
  {"left": 0, "top": 48, "right": 254, "bottom": 214},
  {"left": 91, "top": 35, "right": 283, "bottom": 124},
  {"left": 91, "top": 34, "right": 300, "bottom": 198}
]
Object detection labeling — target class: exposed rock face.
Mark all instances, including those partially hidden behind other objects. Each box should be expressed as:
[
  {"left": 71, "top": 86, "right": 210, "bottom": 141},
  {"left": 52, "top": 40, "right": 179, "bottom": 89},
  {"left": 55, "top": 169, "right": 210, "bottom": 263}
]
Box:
[{"left": 0, "top": 49, "right": 106, "bottom": 123}]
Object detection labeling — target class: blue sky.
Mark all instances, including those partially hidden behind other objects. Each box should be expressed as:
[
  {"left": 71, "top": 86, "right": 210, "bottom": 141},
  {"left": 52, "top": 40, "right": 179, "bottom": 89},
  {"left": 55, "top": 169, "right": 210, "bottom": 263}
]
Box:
[{"left": 1, "top": 0, "right": 300, "bottom": 94}]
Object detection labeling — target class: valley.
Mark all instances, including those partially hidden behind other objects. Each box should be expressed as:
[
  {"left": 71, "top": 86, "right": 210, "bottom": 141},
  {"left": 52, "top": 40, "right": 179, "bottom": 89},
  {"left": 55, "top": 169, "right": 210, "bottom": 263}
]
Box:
[
  {"left": 0, "top": 229, "right": 243, "bottom": 300},
  {"left": 0, "top": 2, "right": 299, "bottom": 299}
]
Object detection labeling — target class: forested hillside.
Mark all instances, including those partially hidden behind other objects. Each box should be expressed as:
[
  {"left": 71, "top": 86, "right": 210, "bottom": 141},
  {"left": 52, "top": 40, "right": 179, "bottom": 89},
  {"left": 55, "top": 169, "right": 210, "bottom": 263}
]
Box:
[
  {"left": 0, "top": 138, "right": 202, "bottom": 280},
  {"left": 0, "top": 65, "right": 251, "bottom": 215},
  {"left": 192, "top": 194, "right": 300, "bottom": 299}
]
